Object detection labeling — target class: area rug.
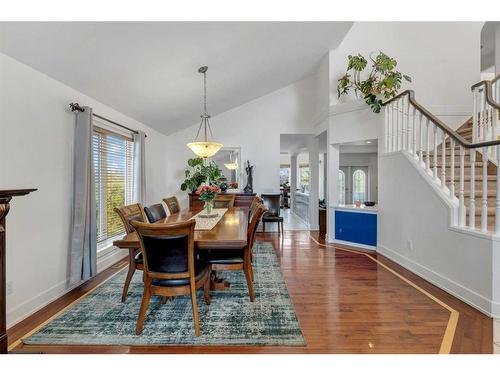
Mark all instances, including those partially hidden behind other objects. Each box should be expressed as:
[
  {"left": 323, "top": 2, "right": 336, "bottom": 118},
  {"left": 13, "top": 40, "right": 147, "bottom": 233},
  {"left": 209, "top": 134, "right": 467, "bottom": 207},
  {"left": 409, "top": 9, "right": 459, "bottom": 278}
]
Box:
[{"left": 23, "top": 242, "right": 305, "bottom": 346}]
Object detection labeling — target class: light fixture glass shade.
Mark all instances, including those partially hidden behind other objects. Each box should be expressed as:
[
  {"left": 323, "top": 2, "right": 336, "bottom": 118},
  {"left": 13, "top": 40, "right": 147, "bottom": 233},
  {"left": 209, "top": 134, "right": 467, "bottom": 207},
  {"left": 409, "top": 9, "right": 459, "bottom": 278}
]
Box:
[
  {"left": 187, "top": 141, "right": 223, "bottom": 158},
  {"left": 224, "top": 162, "right": 238, "bottom": 170}
]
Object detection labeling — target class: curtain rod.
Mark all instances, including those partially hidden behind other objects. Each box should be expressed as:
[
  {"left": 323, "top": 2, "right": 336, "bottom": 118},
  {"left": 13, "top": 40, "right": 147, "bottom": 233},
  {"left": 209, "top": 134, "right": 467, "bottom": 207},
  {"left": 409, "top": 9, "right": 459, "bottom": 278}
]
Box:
[{"left": 69, "top": 103, "right": 147, "bottom": 138}]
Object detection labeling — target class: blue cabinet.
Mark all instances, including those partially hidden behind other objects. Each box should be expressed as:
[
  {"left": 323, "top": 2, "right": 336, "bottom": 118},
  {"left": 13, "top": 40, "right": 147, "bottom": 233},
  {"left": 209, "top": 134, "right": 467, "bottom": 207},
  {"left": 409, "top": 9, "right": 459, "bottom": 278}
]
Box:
[{"left": 334, "top": 209, "right": 377, "bottom": 249}]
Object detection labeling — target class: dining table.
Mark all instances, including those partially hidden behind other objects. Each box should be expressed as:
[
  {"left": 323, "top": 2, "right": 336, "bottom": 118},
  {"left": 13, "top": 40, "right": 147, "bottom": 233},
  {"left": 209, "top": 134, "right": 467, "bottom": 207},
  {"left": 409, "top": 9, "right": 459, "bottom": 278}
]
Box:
[{"left": 113, "top": 206, "right": 249, "bottom": 289}]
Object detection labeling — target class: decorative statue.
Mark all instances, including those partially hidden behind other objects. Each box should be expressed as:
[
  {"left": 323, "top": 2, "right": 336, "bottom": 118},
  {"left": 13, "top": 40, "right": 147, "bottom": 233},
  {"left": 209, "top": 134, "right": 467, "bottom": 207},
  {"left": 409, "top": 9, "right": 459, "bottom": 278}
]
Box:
[{"left": 243, "top": 160, "right": 254, "bottom": 193}]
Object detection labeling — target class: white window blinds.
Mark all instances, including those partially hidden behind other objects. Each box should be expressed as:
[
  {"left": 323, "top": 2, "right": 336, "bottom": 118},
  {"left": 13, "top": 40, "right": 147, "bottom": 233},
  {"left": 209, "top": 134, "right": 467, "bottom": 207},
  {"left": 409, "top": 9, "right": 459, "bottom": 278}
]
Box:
[{"left": 93, "top": 126, "right": 135, "bottom": 244}]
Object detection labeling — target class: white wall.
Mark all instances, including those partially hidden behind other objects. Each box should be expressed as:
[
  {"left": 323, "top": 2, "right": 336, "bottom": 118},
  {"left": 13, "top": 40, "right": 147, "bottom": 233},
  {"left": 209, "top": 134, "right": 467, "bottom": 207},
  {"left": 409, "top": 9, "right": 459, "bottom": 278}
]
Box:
[
  {"left": 378, "top": 152, "right": 500, "bottom": 317},
  {"left": 329, "top": 22, "right": 483, "bottom": 127},
  {"left": 164, "top": 75, "right": 317, "bottom": 206},
  {"left": 0, "top": 53, "right": 170, "bottom": 327}
]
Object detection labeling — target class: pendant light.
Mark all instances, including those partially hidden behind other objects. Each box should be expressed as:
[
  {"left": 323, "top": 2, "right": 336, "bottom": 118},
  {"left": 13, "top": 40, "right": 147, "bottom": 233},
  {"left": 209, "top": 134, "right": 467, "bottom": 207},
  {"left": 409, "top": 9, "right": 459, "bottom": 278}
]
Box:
[
  {"left": 187, "top": 66, "right": 223, "bottom": 158},
  {"left": 224, "top": 151, "right": 238, "bottom": 170}
]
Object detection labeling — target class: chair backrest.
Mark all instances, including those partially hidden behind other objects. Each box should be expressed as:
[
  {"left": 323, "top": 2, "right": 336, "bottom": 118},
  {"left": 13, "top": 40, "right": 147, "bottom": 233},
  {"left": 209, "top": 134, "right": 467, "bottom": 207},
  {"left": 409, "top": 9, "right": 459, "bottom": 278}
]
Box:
[
  {"left": 261, "top": 194, "right": 281, "bottom": 216},
  {"left": 144, "top": 203, "right": 167, "bottom": 223},
  {"left": 248, "top": 196, "right": 264, "bottom": 222},
  {"left": 245, "top": 204, "right": 267, "bottom": 261},
  {"left": 114, "top": 203, "right": 147, "bottom": 234},
  {"left": 213, "top": 194, "right": 235, "bottom": 209},
  {"left": 130, "top": 220, "right": 196, "bottom": 280},
  {"left": 163, "top": 196, "right": 180, "bottom": 215}
]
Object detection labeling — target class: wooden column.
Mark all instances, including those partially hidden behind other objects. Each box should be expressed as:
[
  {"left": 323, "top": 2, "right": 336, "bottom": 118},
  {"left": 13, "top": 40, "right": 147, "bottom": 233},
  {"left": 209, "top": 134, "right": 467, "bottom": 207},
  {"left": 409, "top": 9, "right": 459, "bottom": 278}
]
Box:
[{"left": 0, "top": 189, "right": 36, "bottom": 354}]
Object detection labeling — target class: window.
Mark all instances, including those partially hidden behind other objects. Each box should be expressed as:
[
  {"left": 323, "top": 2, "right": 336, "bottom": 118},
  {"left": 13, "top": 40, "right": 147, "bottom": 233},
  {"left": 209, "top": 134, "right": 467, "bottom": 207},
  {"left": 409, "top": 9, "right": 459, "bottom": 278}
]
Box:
[
  {"left": 93, "top": 126, "right": 135, "bottom": 245},
  {"left": 338, "top": 170, "right": 345, "bottom": 205},
  {"left": 352, "top": 169, "right": 367, "bottom": 203},
  {"left": 280, "top": 166, "right": 290, "bottom": 187},
  {"left": 299, "top": 165, "right": 310, "bottom": 192}
]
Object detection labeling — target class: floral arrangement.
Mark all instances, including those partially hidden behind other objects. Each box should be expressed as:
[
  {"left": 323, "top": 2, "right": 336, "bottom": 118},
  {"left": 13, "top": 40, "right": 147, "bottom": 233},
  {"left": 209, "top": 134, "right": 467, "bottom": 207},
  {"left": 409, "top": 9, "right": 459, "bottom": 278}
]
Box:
[
  {"left": 228, "top": 182, "right": 238, "bottom": 189},
  {"left": 196, "top": 184, "right": 221, "bottom": 202}
]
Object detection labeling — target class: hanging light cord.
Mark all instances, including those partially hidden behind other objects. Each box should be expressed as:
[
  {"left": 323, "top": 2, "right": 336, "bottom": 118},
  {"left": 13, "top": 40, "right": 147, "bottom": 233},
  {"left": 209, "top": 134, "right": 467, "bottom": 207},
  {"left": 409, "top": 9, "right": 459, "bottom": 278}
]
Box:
[{"left": 193, "top": 66, "right": 216, "bottom": 143}]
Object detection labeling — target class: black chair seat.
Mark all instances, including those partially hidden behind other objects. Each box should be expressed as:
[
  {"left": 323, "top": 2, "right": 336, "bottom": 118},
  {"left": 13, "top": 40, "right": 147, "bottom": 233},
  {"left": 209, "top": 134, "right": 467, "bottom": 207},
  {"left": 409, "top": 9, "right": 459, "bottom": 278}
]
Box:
[
  {"left": 262, "top": 214, "right": 283, "bottom": 222},
  {"left": 152, "top": 261, "right": 209, "bottom": 287},
  {"left": 208, "top": 249, "right": 244, "bottom": 265}
]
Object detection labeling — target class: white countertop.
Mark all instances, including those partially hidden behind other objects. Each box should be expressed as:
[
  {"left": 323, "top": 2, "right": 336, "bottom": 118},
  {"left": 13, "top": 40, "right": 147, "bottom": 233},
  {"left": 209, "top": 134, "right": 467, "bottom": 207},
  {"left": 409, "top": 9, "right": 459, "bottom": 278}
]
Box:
[{"left": 333, "top": 204, "right": 378, "bottom": 213}]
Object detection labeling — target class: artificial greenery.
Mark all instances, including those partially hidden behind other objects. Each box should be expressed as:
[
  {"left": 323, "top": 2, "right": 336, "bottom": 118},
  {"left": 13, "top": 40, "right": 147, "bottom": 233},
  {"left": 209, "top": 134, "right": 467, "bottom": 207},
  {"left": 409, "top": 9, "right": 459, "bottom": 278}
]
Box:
[
  {"left": 337, "top": 51, "right": 411, "bottom": 113},
  {"left": 180, "top": 157, "right": 223, "bottom": 192}
]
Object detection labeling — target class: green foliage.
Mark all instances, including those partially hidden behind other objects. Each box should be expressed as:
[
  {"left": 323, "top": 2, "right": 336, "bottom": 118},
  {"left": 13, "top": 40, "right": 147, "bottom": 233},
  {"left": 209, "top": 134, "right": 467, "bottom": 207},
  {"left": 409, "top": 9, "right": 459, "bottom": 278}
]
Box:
[
  {"left": 337, "top": 51, "right": 411, "bottom": 113},
  {"left": 180, "top": 157, "right": 223, "bottom": 192}
]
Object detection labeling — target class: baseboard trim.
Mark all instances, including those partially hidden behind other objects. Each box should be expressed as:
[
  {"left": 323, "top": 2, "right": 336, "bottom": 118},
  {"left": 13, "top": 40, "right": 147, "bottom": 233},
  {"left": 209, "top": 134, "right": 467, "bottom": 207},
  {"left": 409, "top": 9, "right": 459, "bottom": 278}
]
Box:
[
  {"left": 332, "top": 239, "right": 376, "bottom": 251},
  {"left": 378, "top": 244, "right": 496, "bottom": 318},
  {"left": 7, "top": 247, "right": 127, "bottom": 328}
]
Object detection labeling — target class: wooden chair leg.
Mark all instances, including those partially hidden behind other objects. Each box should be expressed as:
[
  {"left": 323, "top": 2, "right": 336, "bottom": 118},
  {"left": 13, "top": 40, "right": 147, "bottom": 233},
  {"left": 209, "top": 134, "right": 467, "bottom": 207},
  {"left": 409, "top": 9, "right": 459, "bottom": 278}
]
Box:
[
  {"left": 121, "top": 250, "right": 137, "bottom": 302},
  {"left": 262, "top": 221, "right": 266, "bottom": 232},
  {"left": 135, "top": 282, "right": 151, "bottom": 335},
  {"left": 203, "top": 274, "right": 211, "bottom": 305},
  {"left": 278, "top": 220, "right": 281, "bottom": 236},
  {"left": 244, "top": 263, "right": 255, "bottom": 302},
  {"left": 190, "top": 281, "right": 201, "bottom": 336},
  {"left": 161, "top": 296, "right": 168, "bottom": 304}
]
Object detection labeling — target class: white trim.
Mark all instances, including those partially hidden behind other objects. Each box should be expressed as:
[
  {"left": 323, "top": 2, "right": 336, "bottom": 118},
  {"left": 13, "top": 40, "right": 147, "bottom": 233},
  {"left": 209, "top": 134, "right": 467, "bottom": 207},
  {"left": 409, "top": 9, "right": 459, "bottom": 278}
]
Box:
[
  {"left": 334, "top": 206, "right": 378, "bottom": 214},
  {"left": 332, "top": 239, "right": 376, "bottom": 251},
  {"left": 378, "top": 243, "right": 497, "bottom": 318},
  {"left": 6, "top": 247, "right": 127, "bottom": 328}
]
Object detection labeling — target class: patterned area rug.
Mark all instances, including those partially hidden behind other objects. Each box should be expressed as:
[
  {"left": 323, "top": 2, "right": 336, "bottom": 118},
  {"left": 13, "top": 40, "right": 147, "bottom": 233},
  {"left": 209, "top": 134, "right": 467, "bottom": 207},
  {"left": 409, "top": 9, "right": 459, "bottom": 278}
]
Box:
[{"left": 23, "top": 242, "right": 305, "bottom": 346}]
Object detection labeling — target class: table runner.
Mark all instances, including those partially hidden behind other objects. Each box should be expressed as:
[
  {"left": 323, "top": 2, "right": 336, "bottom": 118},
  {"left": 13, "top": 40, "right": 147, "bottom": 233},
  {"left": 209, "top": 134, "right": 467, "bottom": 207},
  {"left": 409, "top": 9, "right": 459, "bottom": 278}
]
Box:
[{"left": 191, "top": 208, "right": 228, "bottom": 230}]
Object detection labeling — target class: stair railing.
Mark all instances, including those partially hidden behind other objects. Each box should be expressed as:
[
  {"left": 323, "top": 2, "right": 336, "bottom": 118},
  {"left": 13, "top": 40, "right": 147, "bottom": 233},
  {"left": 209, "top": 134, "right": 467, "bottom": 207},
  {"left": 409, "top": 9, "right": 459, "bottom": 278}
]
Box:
[
  {"left": 383, "top": 86, "right": 500, "bottom": 235},
  {"left": 471, "top": 74, "right": 500, "bottom": 160}
]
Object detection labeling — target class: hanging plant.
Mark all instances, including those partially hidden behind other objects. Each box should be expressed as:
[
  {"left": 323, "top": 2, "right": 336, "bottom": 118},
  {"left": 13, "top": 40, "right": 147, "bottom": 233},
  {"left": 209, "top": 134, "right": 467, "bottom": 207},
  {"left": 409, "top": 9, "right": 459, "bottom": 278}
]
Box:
[{"left": 337, "top": 51, "right": 411, "bottom": 113}]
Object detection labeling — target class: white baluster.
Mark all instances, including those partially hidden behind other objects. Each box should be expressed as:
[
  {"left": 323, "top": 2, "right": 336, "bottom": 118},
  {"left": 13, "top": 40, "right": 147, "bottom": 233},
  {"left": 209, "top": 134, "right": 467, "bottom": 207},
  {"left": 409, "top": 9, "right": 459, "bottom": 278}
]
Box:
[
  {"left": 400, "top": 98, "right": 405, "bottom": 151},
  {"left": 384, "top": 105, "right": 389, "bottom": 152},
  {"left": 425, "top": 119, "right": 430, "bottom": 172},
  {"left": 441, "top": 132, "right": 446, "bottom": 188},
  {"left": 469, "top": 150, "right": 476, "bottom": 230},
  {"left": 418, "top": 112, "right": 423, "bottom": 163},
  {"left": 496, "top": 144, "right": 500, "bottom": 235},
  {"left": 473, "top": 89, "right": 478, "bottom": 143},
  {"left": 433, "top": 126, "right": 438, "bottom": 180},
  {"left": 405, "top": 97, "right": 410, "bottom": 151},
  {"left": 450, "top": 139, "right": 456, "bottom": 199},
  {"left": 481, "top": 146, "right": 489, "bottom": 232},
  {"left": 412, "top": 106, "right": 417, "bottom": 157},
  {"left": 459, "top": 145, "right": 466, "bottom": 227},
  {"left": 390, "top": 103, "right": 394, "bottom": 152},
  {"left": 393, "top": 99, "right": 399, "bottom": 151}
]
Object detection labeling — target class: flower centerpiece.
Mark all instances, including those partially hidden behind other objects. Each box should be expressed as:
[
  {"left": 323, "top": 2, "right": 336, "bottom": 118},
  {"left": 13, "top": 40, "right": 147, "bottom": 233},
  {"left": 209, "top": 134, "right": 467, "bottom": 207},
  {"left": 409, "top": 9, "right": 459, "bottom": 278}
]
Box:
[{"left": 196, "top": 184, "right": 221, "bottom": 215}]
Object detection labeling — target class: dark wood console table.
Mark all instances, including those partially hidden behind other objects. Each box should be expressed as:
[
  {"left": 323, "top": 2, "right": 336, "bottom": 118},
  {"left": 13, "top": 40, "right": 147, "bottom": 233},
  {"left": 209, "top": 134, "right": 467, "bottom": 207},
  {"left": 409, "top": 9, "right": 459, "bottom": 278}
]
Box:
[
  {"left": 188, "top": 191, "right": 256, "bottom": 210},
  {"left": 0, "top": 189, "right": 37, "bottom": 354}
]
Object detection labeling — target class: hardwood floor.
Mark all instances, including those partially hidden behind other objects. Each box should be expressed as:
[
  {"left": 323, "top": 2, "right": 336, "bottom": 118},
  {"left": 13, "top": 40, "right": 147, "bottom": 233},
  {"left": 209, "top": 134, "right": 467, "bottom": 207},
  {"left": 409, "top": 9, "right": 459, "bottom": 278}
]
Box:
[{"left": 7, "top": 231, "right": 492, "bottom": 354}]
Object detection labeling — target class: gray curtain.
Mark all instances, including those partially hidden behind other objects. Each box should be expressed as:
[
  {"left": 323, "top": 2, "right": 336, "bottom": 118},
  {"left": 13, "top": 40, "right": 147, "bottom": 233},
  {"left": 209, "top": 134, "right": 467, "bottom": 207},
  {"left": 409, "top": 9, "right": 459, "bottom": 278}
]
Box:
[
  {"left": 133, "top": 130, "right": 146, "bottom": 204},
  {"left": 69, "top": 106, "right": 97, "bottom": 284}
]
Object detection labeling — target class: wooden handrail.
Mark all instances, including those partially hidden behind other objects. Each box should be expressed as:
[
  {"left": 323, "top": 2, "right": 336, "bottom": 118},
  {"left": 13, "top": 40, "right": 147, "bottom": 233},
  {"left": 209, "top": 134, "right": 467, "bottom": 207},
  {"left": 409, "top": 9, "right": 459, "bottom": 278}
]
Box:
[
  {"left": 382, "top": 90, "right": 500, "bottom": 149},
  {"left": 471, "top": 75, "right": 500, "bottom": 110}
]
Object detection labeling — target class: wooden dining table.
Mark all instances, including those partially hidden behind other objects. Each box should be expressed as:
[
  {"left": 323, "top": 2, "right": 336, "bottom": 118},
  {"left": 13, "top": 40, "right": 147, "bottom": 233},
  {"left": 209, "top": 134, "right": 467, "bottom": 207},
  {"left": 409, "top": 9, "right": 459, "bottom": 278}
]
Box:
[
  {"left": 113, "top": 207, "right": 248, "bottom": 250},
  {"left": 113, "top": 207, "right": 249, "bottom": 289}
]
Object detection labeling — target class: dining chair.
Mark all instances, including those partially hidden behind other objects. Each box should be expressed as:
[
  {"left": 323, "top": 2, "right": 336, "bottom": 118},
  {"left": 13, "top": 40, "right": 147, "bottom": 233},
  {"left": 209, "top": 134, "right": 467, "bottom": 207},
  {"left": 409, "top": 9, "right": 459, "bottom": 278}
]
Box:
[
  {"left": 248, "top": 196, "right": 264, "bottom": 223},
  {"left": 261, "top": 194, "right": 284, "bottom": 236},
  {"left": 208, "top": 203, "right": 267, "bottom": 302},
  {"left": 144, "top": 203, "right": 167, "bottom": 223},
  {"left": 163, "top": 196, "right": 180, "bottom": 215},
  {"left": 114, "top": 203, "right": 147, "bottom": 302},
  {"left": 213, "top": 194, "right": 235, "bottom": 209},
  {"left": 130, "top": 219, "right": 211, "bottom": 336}
]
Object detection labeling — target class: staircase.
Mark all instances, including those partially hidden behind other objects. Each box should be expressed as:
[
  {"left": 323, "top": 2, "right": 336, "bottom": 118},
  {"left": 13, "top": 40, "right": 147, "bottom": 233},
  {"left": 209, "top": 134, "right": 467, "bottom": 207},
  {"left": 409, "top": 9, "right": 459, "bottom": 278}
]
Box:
[
  {"left": 432, "top": 118, "right": 498, "bottom": 232},
  {"left": 383, "top": 75, "right": 500, "bottom": 235}
]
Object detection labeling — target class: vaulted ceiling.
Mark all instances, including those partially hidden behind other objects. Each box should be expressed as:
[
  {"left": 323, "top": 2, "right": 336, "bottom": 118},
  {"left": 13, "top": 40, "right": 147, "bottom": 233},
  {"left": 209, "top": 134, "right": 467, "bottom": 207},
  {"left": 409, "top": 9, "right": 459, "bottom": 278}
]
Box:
[{"left": 0, "top": 22, "right": 352, "bottom": 135}]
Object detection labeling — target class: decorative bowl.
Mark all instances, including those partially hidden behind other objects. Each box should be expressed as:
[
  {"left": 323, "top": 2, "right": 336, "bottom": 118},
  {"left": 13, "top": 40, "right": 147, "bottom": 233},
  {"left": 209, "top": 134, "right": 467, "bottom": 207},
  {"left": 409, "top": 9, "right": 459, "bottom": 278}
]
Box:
[{"left": 364, "top": 201, "right": 376, "bottom": 207}]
